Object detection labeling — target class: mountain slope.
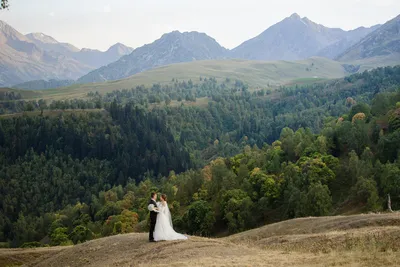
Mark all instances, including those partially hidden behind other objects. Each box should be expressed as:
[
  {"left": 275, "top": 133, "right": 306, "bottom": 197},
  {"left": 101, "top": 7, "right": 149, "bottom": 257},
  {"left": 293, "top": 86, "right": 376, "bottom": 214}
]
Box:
[
  {"left": 26, "top": 33, "right": 133, "bottom": 69},
  {"left": 78, "top": 31, "right": 228, "bottom": 83},
  {"left": 26, "top": 32, "right": 80, "bottom": 54},
  {"left": 337, "top": 14, "right": 400, "bottom": 61},
  {"left": 0, "top": 21, "right": 92, "bottom": 86},
  {"left": 316, "top": 25, "right": 380, "bottom": 59},
  {"left": 12, "top": 79, "right": 75, "bottom": 90},
  {"left": 230, "top": 13, "right": 379, "bottom": 61},
  {"left": 71, "top": 43, "right": 133, "bottom": 69}
]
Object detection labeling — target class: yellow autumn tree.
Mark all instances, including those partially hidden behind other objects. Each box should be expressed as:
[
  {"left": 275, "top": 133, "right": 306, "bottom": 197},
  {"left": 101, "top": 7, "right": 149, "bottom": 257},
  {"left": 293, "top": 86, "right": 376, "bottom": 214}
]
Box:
[{"left": 352, "top": 112, "right": 366, "bottom": 123}]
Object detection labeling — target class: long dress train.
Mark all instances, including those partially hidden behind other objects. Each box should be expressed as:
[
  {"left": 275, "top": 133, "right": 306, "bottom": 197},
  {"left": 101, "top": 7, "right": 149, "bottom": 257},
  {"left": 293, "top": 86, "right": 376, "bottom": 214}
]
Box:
[{"left": 153, "top": 202, "right": 188, "bottom": 241}]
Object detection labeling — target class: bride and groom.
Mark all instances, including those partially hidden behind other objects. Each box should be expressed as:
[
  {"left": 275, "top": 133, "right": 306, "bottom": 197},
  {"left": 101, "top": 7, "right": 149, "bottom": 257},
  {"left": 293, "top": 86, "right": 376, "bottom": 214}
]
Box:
[{"left": 148, "top": 192, "right": 188, "bottom": 242}]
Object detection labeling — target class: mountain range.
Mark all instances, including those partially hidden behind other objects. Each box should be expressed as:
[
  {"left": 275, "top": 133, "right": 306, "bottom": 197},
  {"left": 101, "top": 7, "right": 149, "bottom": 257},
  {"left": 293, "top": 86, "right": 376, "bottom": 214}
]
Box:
[
  {"left": 26, "top": 32, "right": 133, "bottom": 68},
  {"left": 3, "top": 13, "right": 400, "bottom": 88},
  {"left": 0, "top": 21, "right": 133, "bottom": 87},
  {"left": 78, "top": 13, "right": 399, "bottom": 84}
]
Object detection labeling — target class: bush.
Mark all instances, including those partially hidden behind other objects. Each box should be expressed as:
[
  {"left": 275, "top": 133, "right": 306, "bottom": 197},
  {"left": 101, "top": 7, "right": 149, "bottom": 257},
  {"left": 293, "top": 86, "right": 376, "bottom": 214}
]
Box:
[
  {"left": 50, "top": 227, "right": 71, "bottom": 246},
  {"left": 69, "top": 225, "right": 94, "bottom": 244},
  {"left": 0, "top": 242, "right": 10, "bottom": 248},
  {"left": 20, "top": 241, "right": 44, "bottom": 248}
]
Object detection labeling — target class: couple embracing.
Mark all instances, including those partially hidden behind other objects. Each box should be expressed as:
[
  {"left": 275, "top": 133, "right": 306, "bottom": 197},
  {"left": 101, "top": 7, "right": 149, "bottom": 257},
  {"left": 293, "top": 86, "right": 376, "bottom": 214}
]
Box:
[{"left": 148, "top": 192, "right": 188, "bottom": 242}]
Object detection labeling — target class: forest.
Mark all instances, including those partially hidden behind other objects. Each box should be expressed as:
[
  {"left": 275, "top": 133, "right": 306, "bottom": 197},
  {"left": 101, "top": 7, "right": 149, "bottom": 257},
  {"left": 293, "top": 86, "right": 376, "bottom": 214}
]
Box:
[{"left": 0, "top": 66, "right": 400, "bottom": 248}]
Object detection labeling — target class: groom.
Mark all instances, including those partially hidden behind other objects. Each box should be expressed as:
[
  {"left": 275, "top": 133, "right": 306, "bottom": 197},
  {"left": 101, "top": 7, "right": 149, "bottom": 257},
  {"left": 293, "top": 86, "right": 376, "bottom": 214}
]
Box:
[{"left": 148, "top": 192, "right": 159, "bottom": 242}]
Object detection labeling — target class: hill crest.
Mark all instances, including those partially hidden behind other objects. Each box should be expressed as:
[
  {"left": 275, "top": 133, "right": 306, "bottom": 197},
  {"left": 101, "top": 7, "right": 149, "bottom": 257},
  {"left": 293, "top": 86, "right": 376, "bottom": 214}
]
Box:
[{"left": 7, "top": 213, "right": 400, "bottom": 267}]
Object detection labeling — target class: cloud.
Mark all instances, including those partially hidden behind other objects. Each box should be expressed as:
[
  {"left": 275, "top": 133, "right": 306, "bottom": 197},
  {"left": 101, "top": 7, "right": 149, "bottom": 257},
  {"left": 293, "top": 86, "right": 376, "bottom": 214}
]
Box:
[
  {"left": 49, "top": 11, "right": 55, "bottom": 17},
  {"left": 103, "top": 5, "right": 111, "bottom": 13}
]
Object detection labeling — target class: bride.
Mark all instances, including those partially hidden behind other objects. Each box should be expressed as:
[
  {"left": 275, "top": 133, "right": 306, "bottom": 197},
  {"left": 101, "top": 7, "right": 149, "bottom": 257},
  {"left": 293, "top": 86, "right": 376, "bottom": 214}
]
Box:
[{"left": 154, "top": 194, "right": 188, "bottom": 241}]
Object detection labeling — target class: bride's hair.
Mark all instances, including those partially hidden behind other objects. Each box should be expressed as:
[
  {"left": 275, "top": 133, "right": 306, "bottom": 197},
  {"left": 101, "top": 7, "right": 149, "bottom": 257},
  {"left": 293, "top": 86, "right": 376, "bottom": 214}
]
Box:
[{"left": 161, "top": 194, "right": 167, "bottom": 201}]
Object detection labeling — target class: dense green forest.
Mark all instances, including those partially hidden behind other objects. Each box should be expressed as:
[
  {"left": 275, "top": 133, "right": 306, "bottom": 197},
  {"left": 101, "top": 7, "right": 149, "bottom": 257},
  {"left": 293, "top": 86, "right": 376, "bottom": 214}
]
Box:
[{"left": 1, "top": 66, "right": 400, "bottom": 248}]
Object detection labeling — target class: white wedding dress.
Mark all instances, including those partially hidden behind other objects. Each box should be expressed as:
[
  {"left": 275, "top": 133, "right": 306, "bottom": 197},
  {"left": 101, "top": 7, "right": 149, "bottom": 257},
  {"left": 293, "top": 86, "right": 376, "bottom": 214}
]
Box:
[{"left": 153, "top": 201, "right": 188, "bottom": 241}]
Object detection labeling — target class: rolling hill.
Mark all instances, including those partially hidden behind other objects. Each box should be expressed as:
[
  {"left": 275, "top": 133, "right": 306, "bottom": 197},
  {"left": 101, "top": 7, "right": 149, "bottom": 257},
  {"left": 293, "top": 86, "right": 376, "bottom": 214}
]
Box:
[
  {"left": 12, "top": 79, "right": 75, "bottom": 90},
  {"left": 14, "top": 55, "right": 400, "bottom": 102},
  {"left": 2, "top": 213, "right": 399, "bottom": 267},
  {"left": 32, "top": 57, "right": 347, "bottom": 101}
]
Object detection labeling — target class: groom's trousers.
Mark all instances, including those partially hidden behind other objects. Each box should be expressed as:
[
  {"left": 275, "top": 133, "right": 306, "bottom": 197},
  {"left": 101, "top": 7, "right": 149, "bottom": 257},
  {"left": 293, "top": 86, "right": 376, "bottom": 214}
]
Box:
[{"left": 149, "top": 216, "right": 156, "bottom": 241}]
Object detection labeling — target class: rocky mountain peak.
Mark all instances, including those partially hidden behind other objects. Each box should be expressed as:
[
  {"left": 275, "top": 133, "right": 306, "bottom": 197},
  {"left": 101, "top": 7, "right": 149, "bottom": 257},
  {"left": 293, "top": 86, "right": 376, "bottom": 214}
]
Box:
[
  {"left": 289, "top": 13, "right": 301, "bottom": 19},
  {"left": 26, "top": 32, "right": 58, "bottom": 44}
]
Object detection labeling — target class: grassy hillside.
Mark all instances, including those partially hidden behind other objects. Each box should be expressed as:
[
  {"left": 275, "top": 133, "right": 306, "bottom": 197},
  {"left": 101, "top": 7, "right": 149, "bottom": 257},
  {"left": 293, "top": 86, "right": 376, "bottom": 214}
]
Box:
[
  {"left": 13, "top": 55, "right": 400, "bottom": 103},
  {"left": 341, "top": 54, "right": 400, "bottom": 72},
  {"left": 2, "top": 213, "right": 400, "bottom": 267},
  {"left": 226, "top": 213, "right": 400, "bottom": 252},
  {"left": 26, "top": 57, "right": 347, "bottom": 101},
  {"left": 0, "top": 87, "right": 41, "bottom": 100},
  {"left": 0, "top": 109, "right": 104, "bottom": 119}
]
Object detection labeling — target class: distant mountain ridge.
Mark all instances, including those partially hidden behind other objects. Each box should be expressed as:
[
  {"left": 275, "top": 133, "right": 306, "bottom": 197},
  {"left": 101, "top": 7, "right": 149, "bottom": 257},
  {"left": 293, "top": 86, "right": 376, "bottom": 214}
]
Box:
[
  {"left": 315, "top": 25, "right": 381, "bottom": 59},
  {"left": 336, "top": 14, "right": 400, "bottom": 61},
  {"left": 0, "top": 20, "right": 134, "bottom": 87},
  {"left": 25, "top": 32, "right": 133, "bottom": 69},
  {"left": 0, "top": 20, "right": 92, "bottom": 86},
  {"left": 78, "top": 13, "right": 387, "bottom": 84},
  {"left": 78, "top": 31, "right": 228, "bottom": 83},
  {"left": 2, "top": 13, "right": 399, "bottom": 88},
  {"left": 26, "top": 32, "right": 80, "bottom": 54},
  {"left": 230, "top": 13, "right": 379, "bottom": 61}
]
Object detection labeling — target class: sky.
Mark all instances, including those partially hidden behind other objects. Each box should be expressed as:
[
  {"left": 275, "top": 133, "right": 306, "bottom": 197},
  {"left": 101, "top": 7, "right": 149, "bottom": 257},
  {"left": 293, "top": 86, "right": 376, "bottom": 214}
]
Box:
[{"left": 0, "top": 0, "right": 399, "bottom": 51}]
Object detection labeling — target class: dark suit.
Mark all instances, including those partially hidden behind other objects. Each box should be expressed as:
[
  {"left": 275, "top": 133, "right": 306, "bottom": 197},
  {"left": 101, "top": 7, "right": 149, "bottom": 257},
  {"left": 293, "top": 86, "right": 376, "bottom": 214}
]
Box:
[{"left": 148, "top": 199, "right": 158, "bottom": 241}]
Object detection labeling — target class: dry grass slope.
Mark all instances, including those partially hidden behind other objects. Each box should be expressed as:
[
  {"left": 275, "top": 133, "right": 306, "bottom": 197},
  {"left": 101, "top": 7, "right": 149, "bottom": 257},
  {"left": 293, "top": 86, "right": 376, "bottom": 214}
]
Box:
[
  {"left": 226, "top": 213, "right": 400, "bottom": 253},
  {"left": 0, "top": 88, "right": 41, "bottom": 100},
  {"left": 0, "top": 213, "right": 399, "bottom": 267}
]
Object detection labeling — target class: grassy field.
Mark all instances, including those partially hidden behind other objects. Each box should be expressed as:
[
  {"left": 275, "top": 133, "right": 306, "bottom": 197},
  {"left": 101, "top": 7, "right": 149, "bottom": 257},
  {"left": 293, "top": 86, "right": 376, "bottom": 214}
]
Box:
[
  {"left": 19, "top": 57, "right": 347, "bottom": 101},
  {"left": 0, "top": 87, "right": 42, "bottom": 99},
  {"left": 5, "top": 55, "right": 400, "bottom": 103},
  {"left": 2, "top": 213, "right": 399, "bottom": 267},
  {"left": 340, "top": 54, "right": 400, "bottom": 72}
]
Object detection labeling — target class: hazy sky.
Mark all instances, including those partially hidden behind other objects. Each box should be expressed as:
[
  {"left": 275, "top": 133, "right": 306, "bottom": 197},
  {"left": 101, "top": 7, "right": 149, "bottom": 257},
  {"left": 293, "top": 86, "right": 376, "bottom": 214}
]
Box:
[{"left": 1, "top": 0, "right": 399, "bottom": 51}]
